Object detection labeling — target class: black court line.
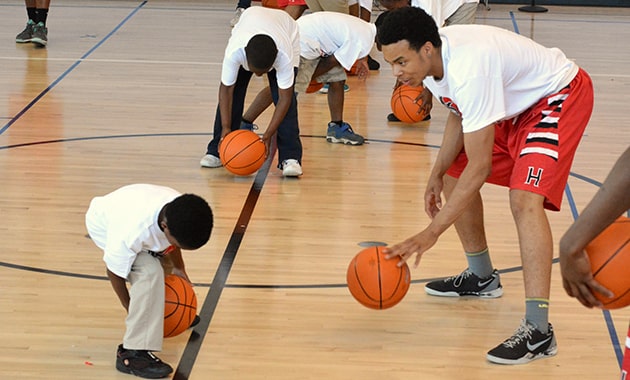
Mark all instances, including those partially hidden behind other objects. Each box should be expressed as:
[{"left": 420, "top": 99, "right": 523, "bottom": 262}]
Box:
[{"left": 172, "top": 137, "right": 278, "bottom": 380}]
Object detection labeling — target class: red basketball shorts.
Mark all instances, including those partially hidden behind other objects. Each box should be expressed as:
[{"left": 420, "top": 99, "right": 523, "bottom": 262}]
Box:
[
  {"left": 446, "top": 68, "right": 593, "bottom": 211},
  {"left": 276, "top": 0, "right": 307, "bottom": 7}
]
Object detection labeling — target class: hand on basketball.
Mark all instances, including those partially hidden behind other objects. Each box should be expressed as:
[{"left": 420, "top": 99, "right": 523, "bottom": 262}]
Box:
[
  {"left": 171, "top": 267, "right": 191, "bottom": 284},
  {"left": 417, "top": 87, "right": 433, "bottom": 116},
  {"left": 384, "top": 229, "right": 438, "bottom": 268},
  {"left": 560, "top": 250, "right": 613, "bottom": 309}
]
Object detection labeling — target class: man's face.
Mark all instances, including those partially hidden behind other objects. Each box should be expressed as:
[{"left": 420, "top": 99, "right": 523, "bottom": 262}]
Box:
[{"left": 382, "top": 39, "right": 431, "bottom": 88}]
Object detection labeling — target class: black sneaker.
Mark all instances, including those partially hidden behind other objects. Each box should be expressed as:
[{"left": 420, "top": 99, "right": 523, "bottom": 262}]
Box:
[
  {"left": 190, "top": 314, "right": 200, "bottom": 328},
  {"left": 425, "top": 268, "right": 503, "bottom": 298},
  {"left": 386, "top": 112, "right": 431, "bottom": 122},
  {"left": 367, "top": 55, "right": 380, "bottom": 70},
  {"left": 486, "top": 320, "right": 558, "bottom": 365},
  {"left": 116, "top": 344, "right": 173, "bottom": 379}
]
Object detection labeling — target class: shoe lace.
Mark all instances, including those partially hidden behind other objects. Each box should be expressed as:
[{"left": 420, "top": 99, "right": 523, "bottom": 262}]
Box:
[
  {"left": 502, "top": 321, "right": 535, "bottom": 348},
  {"left": 446, "top": 269, "right": 473, "bottom": 287},
  {"left": 139, "top": 350, "right": 164, "bottom": 363}
]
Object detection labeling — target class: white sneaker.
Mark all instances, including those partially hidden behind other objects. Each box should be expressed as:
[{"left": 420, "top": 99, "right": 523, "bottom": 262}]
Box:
[
  {"left": 200, "top": 154, "right": 222, "bottom": 168},
  {"left": 230, "top": 8, "right": 245, "bottom": 27},
  {"left": 281, "top": 159, "right": 302, "bottom": 177}
]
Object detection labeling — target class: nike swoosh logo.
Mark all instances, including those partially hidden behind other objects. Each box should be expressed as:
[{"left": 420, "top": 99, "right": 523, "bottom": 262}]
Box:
[
  {"left": 477, "top": 277, "right": 494, "bottom": 288},
  {"left": 527, "top": 336, "right": 553, "bottom": 352}
]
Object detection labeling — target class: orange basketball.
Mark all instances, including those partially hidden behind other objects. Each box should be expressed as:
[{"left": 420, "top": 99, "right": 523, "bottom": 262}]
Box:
[
  {"left": 346, "top": 246, "right": 411, "bottom": 310},
  {"left": 164, "top": 274, "right": 198, "bottom": 338},
  {"left": 219, "top": 130, "right": 267, "bottom": 176},
  {"left": 306, "top": 79, "right": 323, "bottom": 94},
  {"left": 390, "top": 84, "right": 427, "bottom": 123},
  {"left": 585, "top": 216, "right": 630, "bottom": 309}
]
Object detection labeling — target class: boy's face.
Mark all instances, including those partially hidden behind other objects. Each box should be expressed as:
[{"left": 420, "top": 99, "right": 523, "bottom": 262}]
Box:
[{"left": 162, "top": 222, "right": 192, "bottom": 251}]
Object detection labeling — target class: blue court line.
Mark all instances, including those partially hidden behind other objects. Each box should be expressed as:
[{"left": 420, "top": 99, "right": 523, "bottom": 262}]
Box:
[
  {"left": 510, "top": 9, "right": 623, "bottom": 367},
  {"left": 0, "top": 0, "right": 148, "bottom": 136},
  {"left": 509, "top": 11, "right": 521, "bottom": 34},
  {"left": 564, "top": 183, "right": 624, "bottom": 367}
]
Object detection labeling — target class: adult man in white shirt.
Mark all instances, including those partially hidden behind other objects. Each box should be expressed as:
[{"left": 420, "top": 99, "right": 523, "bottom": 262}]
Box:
[{"left": 378, "top": 7, "right": 593, "bottom": 365}]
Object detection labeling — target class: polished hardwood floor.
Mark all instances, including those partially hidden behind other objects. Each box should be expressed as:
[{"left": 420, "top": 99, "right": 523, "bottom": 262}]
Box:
[{"left": 0, "top": 1, "right": 629, "bottom": 379}]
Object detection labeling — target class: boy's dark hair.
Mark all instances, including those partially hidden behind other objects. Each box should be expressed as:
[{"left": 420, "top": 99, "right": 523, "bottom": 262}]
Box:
[
  {"left": 245, "top": 34, "right": 278, "bottom": 72},
  {"left": 376, "top": 7, "right": 441, "bottom": 52},
  {"left": 165, "top": 194, "right": 213, "bottom": 250}
]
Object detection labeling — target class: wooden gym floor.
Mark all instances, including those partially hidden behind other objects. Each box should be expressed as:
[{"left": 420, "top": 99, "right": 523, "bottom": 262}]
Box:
[{"left": 0, "top": 1, "right": 629, "bottom": 379}]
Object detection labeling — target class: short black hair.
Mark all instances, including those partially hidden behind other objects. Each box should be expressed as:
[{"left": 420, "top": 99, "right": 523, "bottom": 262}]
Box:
[
  {"left": 165, "top": 194, "right": 213, "bottom": 250},
  {"left": 376, "top": 7, "right": 441, "bottom": 52},
  {"left": 245, "top": 34, "right": 278, "bottom": 72}
]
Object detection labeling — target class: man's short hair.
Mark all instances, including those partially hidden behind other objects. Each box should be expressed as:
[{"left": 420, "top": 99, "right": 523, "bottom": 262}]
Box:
[
  {"left": 245, "top": 34, "right": 278, "bottom": 72},
  {"left": 376, "top": 7, "right": 442, "bottom": 51}
]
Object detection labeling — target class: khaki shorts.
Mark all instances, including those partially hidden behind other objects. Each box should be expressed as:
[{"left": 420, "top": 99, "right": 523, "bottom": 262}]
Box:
[
  {"left": 444, "top": 3, "right": 478, "bottom": 26},
  {"left": 294, "top": 57, "right": 348, "bottom": 93},
  {"left": 304, "top": 0, "right": 349, "bottom": 13}
]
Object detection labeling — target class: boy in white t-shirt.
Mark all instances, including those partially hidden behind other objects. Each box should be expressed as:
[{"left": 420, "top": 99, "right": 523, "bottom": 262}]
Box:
[
  {"left": 377, "top": 7, "right": 593, "bottom": 365},
  {"left": 86, "top": 184, "right": 213, "bottom": 378},
  {"left": 241, "top": 11, "right": 376, "bottom": 146},
  {"left": 200, "top": 7, "right": 304, "bottom": 177}
]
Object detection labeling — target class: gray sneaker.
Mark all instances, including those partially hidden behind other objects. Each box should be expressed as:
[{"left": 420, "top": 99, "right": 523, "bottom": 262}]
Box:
[
  {"left": 326, "top": 122, "right": 364, "bottom": 145},
  {"left": 239, "top": 121, "right": 258, "bottom": 131},
  {"left": 16, "top": 20, "right": 35, "bottom": 43},
  {"left": 31, "top": 22, "right": 48, "bottom": 47}
]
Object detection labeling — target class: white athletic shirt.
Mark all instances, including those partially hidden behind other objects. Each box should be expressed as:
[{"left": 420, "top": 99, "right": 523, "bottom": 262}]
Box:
[
  {"left": 85, "top": 184, "right": 180, "bottom": 279},
  {"left": 412, "top": 0, "right": 478, "bottom": 26},
  {"left": 297, "top": 12, "right": 377, "bottom": 71},
  {"left": 423, "top": 25, "right": 579, "bottom": 133},
  {"left": 221, "top": 7, "right": 300, "bottom": 90}
]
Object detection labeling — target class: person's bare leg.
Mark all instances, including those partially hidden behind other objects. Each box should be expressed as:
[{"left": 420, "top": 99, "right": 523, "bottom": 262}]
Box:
[
  {"left": 327, "top": 81, "right": 345, "bottom": 122},
  {"left": 242, "top": 86, "right": 274, "bottom": 123}
]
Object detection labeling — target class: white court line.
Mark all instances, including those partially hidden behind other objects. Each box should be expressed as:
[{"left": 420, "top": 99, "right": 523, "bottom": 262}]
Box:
[{"left": 0, "top": 56, "right": 221, "bottom": 66}]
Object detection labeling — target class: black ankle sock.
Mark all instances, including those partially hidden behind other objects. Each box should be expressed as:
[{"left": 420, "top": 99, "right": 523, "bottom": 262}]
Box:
[
  {"left": 27, "top": 7, "right": 37, "bottom": 22},
  {"left": 36, "top": 8, "right": 48, "bottom": 25},
  {"left": 330, "top": 120, "right": 343, "bottom": 126}
]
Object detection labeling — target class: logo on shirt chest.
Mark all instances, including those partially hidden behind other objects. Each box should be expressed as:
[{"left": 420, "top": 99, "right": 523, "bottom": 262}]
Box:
[{"left": 439, "top": 96, "right": 462, "bottom": 117}]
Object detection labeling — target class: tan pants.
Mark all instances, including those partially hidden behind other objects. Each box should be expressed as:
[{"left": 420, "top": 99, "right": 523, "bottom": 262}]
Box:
[
  {"left": 304, "top": 0, "right": 348, "bottom": 13},
  {"left": 123, "top": 252, "right": 173, "bottom": 351}
]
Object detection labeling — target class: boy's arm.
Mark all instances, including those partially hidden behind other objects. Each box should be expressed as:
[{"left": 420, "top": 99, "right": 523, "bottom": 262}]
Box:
[
  {"left": 107, "top": 269, "right": 130, "bottom": 312},
  {"left": 168, "top": 246, "right": 191, "bottom": 283}
]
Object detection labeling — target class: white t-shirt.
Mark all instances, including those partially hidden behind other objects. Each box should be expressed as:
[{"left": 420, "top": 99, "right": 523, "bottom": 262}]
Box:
[
  {"left": 412, "top": 0, "right": 478, "bottom": 26},
  {"left": 85, "top": 184, "right": 180, "bottom": 278},
  {"left": 423, "top": 25, "right": 578, "bottom": 133},
  {"left": 297, "top": 12, "right": 377, "bottom": 71},
  {"left": 221, "top": 7, "right": 300, "bottom": 90}
]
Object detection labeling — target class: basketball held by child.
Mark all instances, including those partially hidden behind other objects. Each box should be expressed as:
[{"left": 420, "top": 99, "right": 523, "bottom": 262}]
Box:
[
  {"left": 306, "top": 79, "right": 324, "bottom": 94},
  {"left": 390, "top": 84, "right": 428, "bottom": 123},
  {"left": 346, "top": 246, "right": 411, "bottom": 310},
  {"left": 219, "top": 130, "right": 267, "bottom": 176},
  {"left": 585, "top": 216, "right": 630, "bottom": 310},
  {"left": 164, "top": 274, "right": 198, "bottom": 338}
]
